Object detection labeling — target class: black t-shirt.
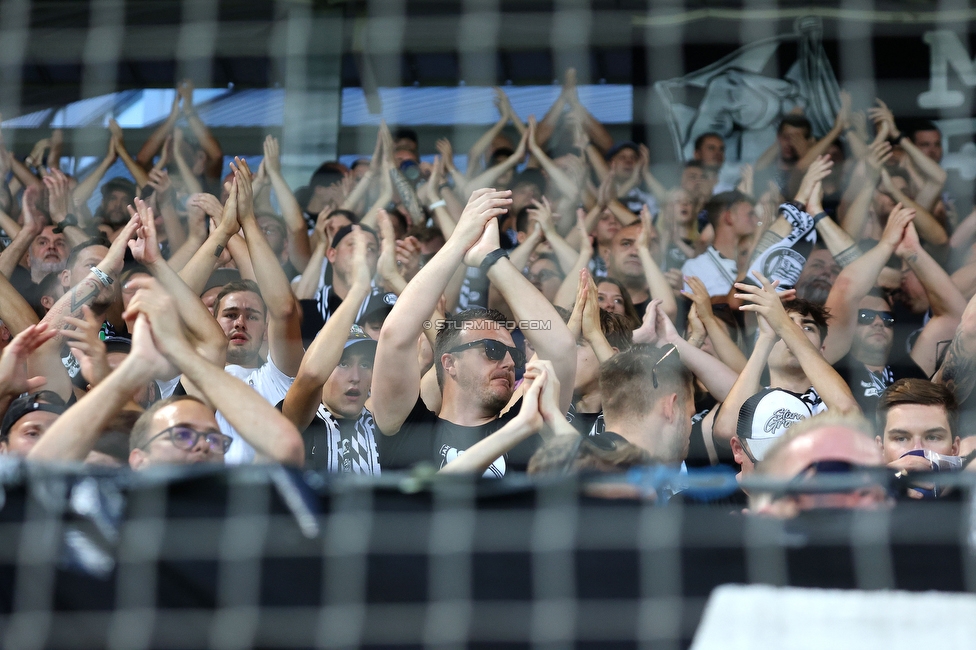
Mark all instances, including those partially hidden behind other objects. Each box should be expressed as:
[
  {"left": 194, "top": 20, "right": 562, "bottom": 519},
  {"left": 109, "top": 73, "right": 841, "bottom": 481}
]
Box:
[
  {"left": 299, "top": 284, "right": 394, "bottom": 346},
  {"left": 833, "top": 353, "right": 928, "bottom": 416},
  {"left": 686, "top": 393, "right": 718, "bottom": 469},
  {"left": 376, "top": 397, "right": 541, "bottom": 476},
  {"left": 10, "top": 266, "right": 40, "bottom": 308},
  {"left": 889, "top": 303, "right": 926, "bottom": 367},
  {"left": 567, "top": 405, "right": 603, "bottom": 436},
  {"left": 633, "top": 299, "right": 649, "bottom": 320}
]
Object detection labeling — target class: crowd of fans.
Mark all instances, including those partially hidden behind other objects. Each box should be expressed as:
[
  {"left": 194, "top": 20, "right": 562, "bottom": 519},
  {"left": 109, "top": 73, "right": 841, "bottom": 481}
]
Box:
[{"left": 2, "top": 71, "right": 976, "bottom": 514}]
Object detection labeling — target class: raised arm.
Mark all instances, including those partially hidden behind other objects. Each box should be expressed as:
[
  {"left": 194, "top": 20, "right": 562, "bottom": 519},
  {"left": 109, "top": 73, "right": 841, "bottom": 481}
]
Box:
[
  {"left": 896, "top": 219, "right": 965, "bottom": 319},
  {"left": 465, "top": 214, "right": 577, "bottom": 410},
  {"left": 466, "top": 90, "right": 510, "bottom": 178},
  {"left": 107, "top": 121, "right": 149, "bottom": 188},
  {"left": 232, "top": 159, "right": 303, "bottom": 376},
  {"left": 262, "top": 135, "right": 312, "bottom": 271},
  {"left": 43, "top": 170, "right": 89, "bottom": 248},
  {"left": 178, "top": 80, "right": 224, "bottom": 180},
  {"left": 341, "top": 130, "right": 381, "bottom": 214},
  {"left": 554, "top": 217, "right": 593, "bottom": 310},
  {"left": 0, "top": 186, "right": 43, "bottom": 278},
  {"left": 879, "top": 169, "right": 947, "bottom": 246},
  {"left": 637, "top": 207, "right": 678, "bottom": 319},
  {"left": 136, "top": 92, "right": 180, "bottom": 169},
  {"left": 737, "top": 272, "right": 859, "bottom": 414},
  {"left": 822, "top": 205, "right": 914, "bottom": 364},
  {"left": 435, "top": 138, "right": 469, "bottom": 193},
  {"left": 711, "top": 314, "right": 778, "bottom": 447},
  {"left": 840, "top": 141, "right": 890, "bottom": 239},
  {"left": 934, "top": 289, "right": 976, "bottom": 403},
  {"left": 565, "top": 85, "right": 614, "bottom": 154},
  {"left": 526, "top": 117, "right": 582, "bottom": 201},
  {"left": 39, "top": 219, "right": 139, "bottom": 335},
  {"left": 0, "top": 324, "right": 57, "bottom": 415},
  {"left": 464, "top": 130, "right": 528, "bottom": 198},
  {"left": 372, "top": 188, "right": 513, "bottom": 435},
  {"left": 283, "top": 228, "right": 371, "bottom": 432},
  {"left": 130, "top": 280, "right": 304, "bottom": 465},
  {"left": 528, "top": 198, "right": 578, "bottom": 273},
  {"left": 171, "top": 127, "right": 204, "bottom": 196},
  {"left": 178, "top": 187, "right": 243, "bottom": 294},
  {"left": 682, "top": 276, "right": 748, "bottom": 373},
  {"left": 146, "top": 169, "right": 187, "bottom": 253},
  {"left": 869, "top": 99, "right": 947, "bottom": 208},
  {"left": 790, "top": 91, "right": 850, "bottom": 182},
  {"left": 127, "top": 198, "right": 225, "bottom": 364},
  {"left": 27, "top": 314, "right": 171, "bottom": 463},
  {"left": 72, "top": 137, "right": 118, "bottom": 208}
]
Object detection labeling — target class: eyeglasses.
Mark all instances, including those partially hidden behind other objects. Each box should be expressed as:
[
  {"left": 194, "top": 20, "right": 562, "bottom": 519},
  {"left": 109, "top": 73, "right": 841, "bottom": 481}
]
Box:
[
  {"left": 857, "top": 309, "right": 895, "bottom": 327},
  {"left": 651, "top": 344, "right": 678, "bottom": 389},
  {"left": 446, "top": 339, "right": 526, "bottom": 368},
  {"left": 140, "top": 426, "right": 233, "bottom": 454},
  {"left": 562, "top": 433, "right": 618, "bottom": 475}
]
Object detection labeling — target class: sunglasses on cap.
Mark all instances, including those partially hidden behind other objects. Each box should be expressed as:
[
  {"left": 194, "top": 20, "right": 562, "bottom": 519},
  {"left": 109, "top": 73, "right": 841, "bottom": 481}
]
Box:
[
  {"left": 652, "top": 344, "right": 678, "bottom": 389},
  {"left": 446, "top": 339, "right": 526, "bottom": 368},
  {"left": 140, "top": 425, "right": 233, "bottom": 454},
  {"left": 857, "top": 309, "right": 895, "bottom": 327}
]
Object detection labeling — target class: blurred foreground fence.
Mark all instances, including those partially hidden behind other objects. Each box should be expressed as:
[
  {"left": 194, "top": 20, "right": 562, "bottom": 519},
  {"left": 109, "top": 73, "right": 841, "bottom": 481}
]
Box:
[{"left": 0, "top": 461, "right": 973, "bottom": 649}]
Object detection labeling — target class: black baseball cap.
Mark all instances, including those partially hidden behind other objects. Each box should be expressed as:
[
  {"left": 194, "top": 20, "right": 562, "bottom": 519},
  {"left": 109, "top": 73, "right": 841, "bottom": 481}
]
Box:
[
  {"left": 605, "top": 141, "right": 640, "bottom": 161},
  {"left": 1, "top": 391, "right": 67, "bottom": 439},
  {"left": 358, "top": 291, "right": 397, "bottom": 327},
  {"left": 343, "top": 324, "right": 378, "bottom": 354}
]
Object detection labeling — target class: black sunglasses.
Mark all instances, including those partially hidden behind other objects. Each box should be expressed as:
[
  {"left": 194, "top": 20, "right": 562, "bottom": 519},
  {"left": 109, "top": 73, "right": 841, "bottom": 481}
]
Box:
[
  {"left": 140, "top": 425, "right": 233, "bottom": 454},
  {"left": 652, "top": 344, "right": 678, "bottom": 389},
  {"left": 447, "top": 339, "right": 526, "bottom": 368},
  {"left": 781, "top": 460, "right": 888, "bottom": 496},
  {"left": 857, "top": 309, "right": 895, "bottom": 327}
]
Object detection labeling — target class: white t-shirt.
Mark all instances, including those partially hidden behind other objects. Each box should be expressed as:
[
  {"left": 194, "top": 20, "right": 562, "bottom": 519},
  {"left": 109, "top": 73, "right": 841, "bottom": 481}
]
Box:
[
  {"left": 681, "top": 246, "right": 737, "bottom": 297},
  {"left": 218, "top": 357, "right": 296, "bottom": 464}
]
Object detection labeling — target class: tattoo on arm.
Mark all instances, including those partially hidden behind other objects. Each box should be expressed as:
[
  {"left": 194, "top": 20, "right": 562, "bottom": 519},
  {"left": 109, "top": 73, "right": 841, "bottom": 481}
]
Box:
[
  {"left": 42, "top": 276, "right": 102, "bottom": 332},
  {"left": 750, "top": 230, "right": 784, "bottom": 260},
  {"left": 937, "top": 334, "right": 976, "bottom": 403},
  {"left": 390, "top": 169, "right": 424, "bottom": 225},
  {"left": 214, "top": 245, "right": 224, "bottom": 258},
  {"left": 833, "top": 245, "right": 863, "bottom": 267}
]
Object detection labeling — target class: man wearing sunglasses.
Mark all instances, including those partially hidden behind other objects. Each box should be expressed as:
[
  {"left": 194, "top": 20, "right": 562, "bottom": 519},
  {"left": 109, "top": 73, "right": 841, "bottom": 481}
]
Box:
[
  {"left": 750, "top": 412, "right": 889, "bottom": 518},
  {"left": 372, "top": 188, "right": 577, "bottom": 476},
  {"left": 821, "top": 206, "right": 941, "bottom": 415}
]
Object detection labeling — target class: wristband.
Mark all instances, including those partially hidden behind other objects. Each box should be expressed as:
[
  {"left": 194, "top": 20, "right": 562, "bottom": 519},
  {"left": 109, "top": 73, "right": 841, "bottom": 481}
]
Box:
[
  {"left": 479, "top": 248, "right": 509, "bottom": 275},
  {"left": 812, "top": 211, "right": 828, "bottom": 225},
  {"left": 90, "top": 267, "right": 114, "bottom": 287},
  {"left": 428, "top": 199, "right": 446, "bottom": 210},
  {"left": 52, "top": 213, "right": 78, "bottom": 234},
  {"left": 833, "top": 245, "right": 862, "bottom": 268}
]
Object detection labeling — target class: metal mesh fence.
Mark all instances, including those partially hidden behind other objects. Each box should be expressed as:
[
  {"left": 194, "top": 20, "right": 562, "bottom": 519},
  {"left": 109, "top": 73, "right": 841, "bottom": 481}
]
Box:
[{"left": 0, "top": 462, "right": 974, "bottom": 648}]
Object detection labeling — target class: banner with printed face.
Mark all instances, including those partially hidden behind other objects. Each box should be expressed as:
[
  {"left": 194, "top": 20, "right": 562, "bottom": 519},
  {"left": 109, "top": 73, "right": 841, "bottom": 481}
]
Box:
[{"left": 654, "top": 17, "right": 841, "bottom": 167}]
